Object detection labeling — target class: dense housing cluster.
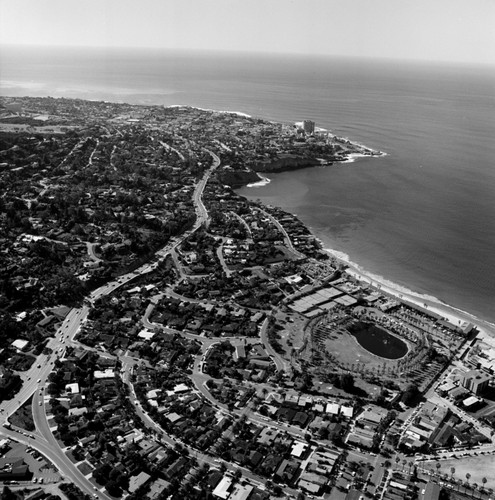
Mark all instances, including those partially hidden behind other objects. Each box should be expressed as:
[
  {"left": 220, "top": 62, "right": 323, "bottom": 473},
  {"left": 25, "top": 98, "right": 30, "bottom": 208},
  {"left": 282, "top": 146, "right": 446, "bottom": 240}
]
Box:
[{"left": 0, "top": 97, "right": 494, "bottom": 500}]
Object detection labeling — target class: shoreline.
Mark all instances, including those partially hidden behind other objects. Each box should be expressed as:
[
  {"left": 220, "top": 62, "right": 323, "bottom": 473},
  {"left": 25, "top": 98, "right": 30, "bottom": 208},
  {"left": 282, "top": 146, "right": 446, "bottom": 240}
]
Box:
[
  {"left": 166, "top": 104, "right": 251, "bottom": 118},
  {"left": 6, "top": 94, "right": 490, "bottom": 343},
  {"left": 246, "top": 175, "right": 271, "bottom": 188},
  {"left": 322, "top": 245, "right": 495, "bottom": 345}
]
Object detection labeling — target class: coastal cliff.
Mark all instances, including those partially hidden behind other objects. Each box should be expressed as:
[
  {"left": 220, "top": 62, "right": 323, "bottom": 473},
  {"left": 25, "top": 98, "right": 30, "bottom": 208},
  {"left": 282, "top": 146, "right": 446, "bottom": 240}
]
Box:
[
  {"left": 217, "top": 169, "right": 262, "bottom": 188},
  {"left": 253, "top": 153, "right": 321, "bottom": 173}
]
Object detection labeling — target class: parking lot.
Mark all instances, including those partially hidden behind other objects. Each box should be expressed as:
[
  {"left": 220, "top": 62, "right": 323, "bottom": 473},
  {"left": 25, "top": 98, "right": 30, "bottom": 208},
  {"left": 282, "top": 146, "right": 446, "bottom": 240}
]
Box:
[{"left": 3, "top": 442, "right": 62, "bottom": 484}]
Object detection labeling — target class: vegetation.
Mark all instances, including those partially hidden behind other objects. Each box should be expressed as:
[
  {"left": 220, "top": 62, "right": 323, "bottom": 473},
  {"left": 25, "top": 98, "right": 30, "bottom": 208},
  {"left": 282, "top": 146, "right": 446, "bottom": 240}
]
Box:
[{"left": 9, "top": 396, "right": 35, "bottom": 431}]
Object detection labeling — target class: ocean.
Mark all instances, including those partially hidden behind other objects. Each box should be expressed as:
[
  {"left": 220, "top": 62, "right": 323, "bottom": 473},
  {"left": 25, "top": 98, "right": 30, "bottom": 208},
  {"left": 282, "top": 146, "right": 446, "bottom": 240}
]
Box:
[{"left": 2, "top": 45, "right": 495, "bottom": 323}]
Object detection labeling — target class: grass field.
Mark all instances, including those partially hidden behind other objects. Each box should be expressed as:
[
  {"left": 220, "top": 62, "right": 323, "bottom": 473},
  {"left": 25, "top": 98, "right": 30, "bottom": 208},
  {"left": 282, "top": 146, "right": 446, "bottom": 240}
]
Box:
[
  {"left": 10, "top": 396, "right": 35, "bottom": 431},
  {"left": 424, "top": 456, "right": 495, "bottom": 490}
]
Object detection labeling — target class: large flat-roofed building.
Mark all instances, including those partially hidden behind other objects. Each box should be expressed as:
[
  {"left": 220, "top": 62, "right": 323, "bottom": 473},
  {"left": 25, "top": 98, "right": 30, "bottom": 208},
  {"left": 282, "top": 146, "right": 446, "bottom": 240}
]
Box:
[
  {"left": 462, "top": 369, "right": 491, "bottom": 395},
  {"left": 421, "top": 481, "right": 440, "bottom": 500},
  {"left": 213, "top": 476, "right": 233, "bottom": 499}
]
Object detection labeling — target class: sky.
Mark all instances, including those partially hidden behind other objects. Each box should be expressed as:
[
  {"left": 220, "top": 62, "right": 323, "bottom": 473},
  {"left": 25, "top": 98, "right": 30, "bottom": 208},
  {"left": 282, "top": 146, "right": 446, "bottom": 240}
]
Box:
[{"left": 1, "top": 0, "right": 494, "bottom": 65}]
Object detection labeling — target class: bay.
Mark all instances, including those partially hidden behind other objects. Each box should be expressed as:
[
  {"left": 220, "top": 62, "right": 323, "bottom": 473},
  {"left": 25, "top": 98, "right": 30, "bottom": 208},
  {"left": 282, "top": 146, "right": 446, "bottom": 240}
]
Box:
[{"left": 2, "top": 46, "right": 495, "bottom": 322}]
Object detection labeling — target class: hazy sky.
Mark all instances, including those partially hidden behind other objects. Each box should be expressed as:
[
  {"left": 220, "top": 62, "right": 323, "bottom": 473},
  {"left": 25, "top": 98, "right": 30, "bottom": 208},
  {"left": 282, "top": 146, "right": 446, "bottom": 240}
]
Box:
[{"left": 1, "top": 0, "right": 494, "bottom": 65}]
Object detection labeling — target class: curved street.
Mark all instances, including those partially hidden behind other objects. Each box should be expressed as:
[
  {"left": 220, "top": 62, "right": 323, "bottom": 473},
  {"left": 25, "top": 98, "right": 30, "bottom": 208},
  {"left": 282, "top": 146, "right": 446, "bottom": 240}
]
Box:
[{"left": 0, "top": 149, "right": 221, "bottom": 499}]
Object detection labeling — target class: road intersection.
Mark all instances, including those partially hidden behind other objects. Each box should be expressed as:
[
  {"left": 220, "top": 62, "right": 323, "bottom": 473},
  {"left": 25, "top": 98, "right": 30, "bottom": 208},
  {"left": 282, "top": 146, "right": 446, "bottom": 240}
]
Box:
[{"left": 0, "top": 150, "right": 220, "bottom": 498}]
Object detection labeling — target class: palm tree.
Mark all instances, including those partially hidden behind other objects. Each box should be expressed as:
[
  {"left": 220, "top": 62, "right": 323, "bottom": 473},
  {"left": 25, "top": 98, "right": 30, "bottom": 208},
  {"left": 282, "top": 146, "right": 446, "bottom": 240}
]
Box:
[
  {"left": 472, "top": 483, "right": 478, "bottom": 498},
  {"left": 481, "top": 477, "right": 487, "bottom": 494},
  {"left": 436, "top": 462, "right": 441, "bottom": 476},
  {"left": 450, "top": 466, "right": 456, "bottom": 480}
]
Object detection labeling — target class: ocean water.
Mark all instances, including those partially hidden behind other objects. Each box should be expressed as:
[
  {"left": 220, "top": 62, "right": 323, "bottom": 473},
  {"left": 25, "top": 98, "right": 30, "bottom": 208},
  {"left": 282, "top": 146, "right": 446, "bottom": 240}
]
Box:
[{"left": 2, "top": 46, "right": 495, "bottom": 322}]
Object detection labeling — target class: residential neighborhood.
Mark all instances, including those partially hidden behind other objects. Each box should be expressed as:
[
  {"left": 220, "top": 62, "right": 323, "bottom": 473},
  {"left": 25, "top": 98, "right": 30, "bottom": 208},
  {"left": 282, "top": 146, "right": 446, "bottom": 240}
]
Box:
[{"left": 0, "top": 96, "right": 494, "bottom": 500}]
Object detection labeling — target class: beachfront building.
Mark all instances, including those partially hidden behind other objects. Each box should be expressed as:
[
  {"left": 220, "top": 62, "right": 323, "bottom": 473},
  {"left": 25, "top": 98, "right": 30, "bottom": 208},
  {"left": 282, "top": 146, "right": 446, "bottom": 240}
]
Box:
[{"left": 462, "top": 369, "right": 491, "bottom": 395}]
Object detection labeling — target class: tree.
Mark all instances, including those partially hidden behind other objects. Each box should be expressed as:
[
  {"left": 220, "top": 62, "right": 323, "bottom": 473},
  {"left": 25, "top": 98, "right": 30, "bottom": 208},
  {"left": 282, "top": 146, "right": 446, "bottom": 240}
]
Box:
[
  {"left": 482, "top": 477, "right": 487, "bottom": 493},
  {"left": 340, "top": 373, "right": 355, "bottom": 392},
  {"left": 472, "top": 483, "right": 478, "bottom": 498},
  {"left": 450, "top": 466, "right": 456, "bottom": 480},
  {"left": 436, "top": 462, "right": 441, "bottom": 476},
  {"left": 93, "top": 464, "right": 111, "bottom": 486},
  {"left": 105, "top": 480, "right": 122, "bottom": 497},
  {"left": 1, "top": 486, "right": 16, "bottom": 500},
  {"left": 402, "top": 383, "right": 420, "bottom": 406}
]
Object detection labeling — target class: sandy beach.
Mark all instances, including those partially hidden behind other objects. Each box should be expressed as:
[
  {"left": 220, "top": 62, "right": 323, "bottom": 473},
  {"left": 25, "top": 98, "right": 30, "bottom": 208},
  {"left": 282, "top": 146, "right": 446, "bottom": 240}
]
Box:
[{"left": 341, "top": 258, "right": 495, "bottom": 343}]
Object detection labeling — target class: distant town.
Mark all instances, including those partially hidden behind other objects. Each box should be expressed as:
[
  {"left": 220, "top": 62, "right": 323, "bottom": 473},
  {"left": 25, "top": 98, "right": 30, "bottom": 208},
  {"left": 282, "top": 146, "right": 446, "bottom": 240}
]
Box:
[{"left": 0, "top": 96, "right": 494, "bottom": 500}]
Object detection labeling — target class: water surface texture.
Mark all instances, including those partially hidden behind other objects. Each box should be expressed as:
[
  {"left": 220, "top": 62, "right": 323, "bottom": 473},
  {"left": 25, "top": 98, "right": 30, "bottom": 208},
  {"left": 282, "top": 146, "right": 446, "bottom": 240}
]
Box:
[{"left": 2, "top": 46, "right": 495, "bottom": 321}]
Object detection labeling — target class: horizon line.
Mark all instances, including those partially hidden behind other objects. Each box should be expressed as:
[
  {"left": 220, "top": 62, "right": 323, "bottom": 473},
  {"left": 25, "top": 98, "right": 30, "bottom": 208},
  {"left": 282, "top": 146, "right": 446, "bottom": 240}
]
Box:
[{"left": 3, "top": 42, "right": 495, "bottom": 69}]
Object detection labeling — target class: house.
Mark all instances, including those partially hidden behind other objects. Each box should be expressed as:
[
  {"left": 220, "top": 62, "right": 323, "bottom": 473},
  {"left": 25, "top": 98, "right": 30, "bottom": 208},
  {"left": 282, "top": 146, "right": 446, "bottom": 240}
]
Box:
[
  {"left": 229, "top": 484, "right": 254, "bottom": 500},
  {"left": 65, "top": 382, "right": 80, "bottom": 394},
  {"left": 93, "top": 369, "right": 114, "bottom": 379},
  {"left": 128, "top": 471, "right": 151, "bottom": 493},
  {"left": 260, "top": 454, "right": 283, "bottom": 475},
  {"left": 212, "top": 475, "right": 233, "bottom": 499},
  {"left": 291, "top": 441, "right": 308, "bottom": 458},
  {"left": 148, "top": 478, "right": 171, "bottom": 500},
  {"left": 292, "top": 411, "right": 309, "bottom": 427},
  {"left": 11, "top": 339, "right": 29, "bottom": 351},
  {"left": 248, "top": 450, "right": 264, "bottom": 468},
  {"left": 234, "top": 344, "right": 246, "bottom": 361},
  {"left": 274, "top": 459, "right": 300, "bottom": 485},
  {"left": 68, "top": 407, "right": 88, "bottom": 417},
  {"left": 164, "top": 457, "right": 188, "bottom": 480},
  {"left": 358, "top": 406, "right": 387, "bottom": 428}
]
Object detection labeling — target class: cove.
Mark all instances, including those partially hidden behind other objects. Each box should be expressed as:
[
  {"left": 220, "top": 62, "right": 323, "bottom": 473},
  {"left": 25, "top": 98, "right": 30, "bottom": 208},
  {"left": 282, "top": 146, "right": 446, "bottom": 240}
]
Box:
[{"left": 348, "top": 321, "right": 408, "bottom": 360}]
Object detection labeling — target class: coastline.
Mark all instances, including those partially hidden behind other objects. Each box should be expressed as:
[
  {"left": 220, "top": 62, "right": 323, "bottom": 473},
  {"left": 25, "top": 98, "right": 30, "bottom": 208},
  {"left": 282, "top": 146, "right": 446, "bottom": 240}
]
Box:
[
  {"left": 322, "top": 245, "right": 495, "bottom": 345},
  {"left": 5, "top": 93, "right": 490, "bottom": 343},
  {"left": 339, "top": 151, "right": 388, "bottom": 164},
  {"left": 166, "top": 104, "right": 251, "bottom": 118},
  {"left": 193, "top": 106, "right": 494, "bottom": 340},
  {"left": 246, "top": 175, "right": 271, "bottom": 188}
]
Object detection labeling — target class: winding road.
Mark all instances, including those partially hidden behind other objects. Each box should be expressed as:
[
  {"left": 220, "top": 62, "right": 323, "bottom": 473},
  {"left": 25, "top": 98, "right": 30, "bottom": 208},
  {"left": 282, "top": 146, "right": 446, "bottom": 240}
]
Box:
[{"left": 0, "top": 148, "right": 221, "bottom": 498}]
